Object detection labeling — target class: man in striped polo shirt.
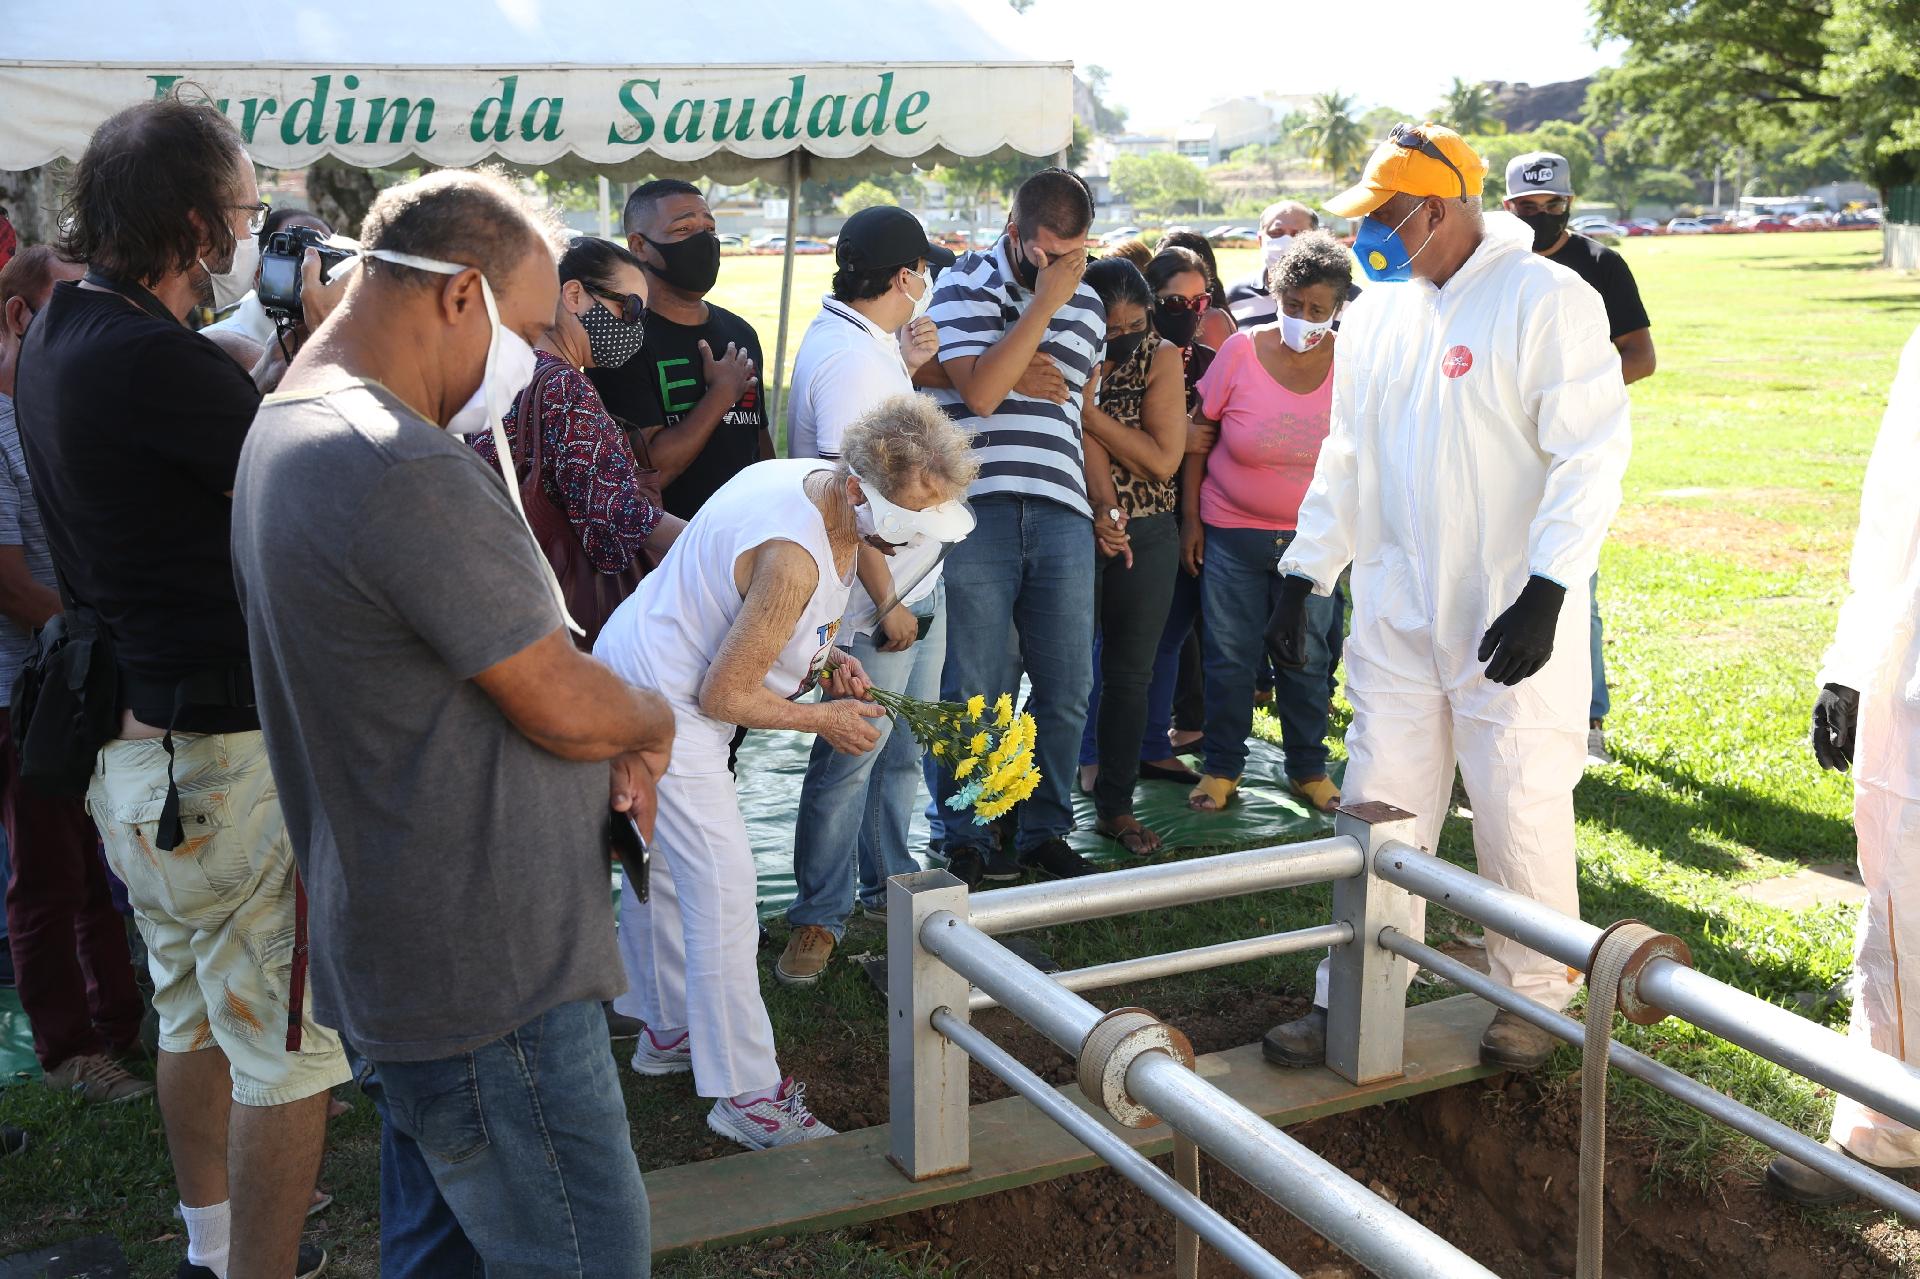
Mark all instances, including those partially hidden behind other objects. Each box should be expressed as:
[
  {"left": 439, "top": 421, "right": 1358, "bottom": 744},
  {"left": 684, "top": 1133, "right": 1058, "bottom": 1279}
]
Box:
[{"left": 927, "top": 168, "right": 1106, "bottom": 886}]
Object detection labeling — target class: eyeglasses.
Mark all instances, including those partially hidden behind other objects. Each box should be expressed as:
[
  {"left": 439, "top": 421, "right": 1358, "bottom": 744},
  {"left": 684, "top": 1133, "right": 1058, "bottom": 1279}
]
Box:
[
  {"left": 1387, "top": 124, "right": 1469, "bottom": 199},
  {"left": 231, "top": 201, "right": 271, "bottom": 235},
  {"left": 1157, "top": 292, "right": 1210, "bottom": 314},
  {"left": 589, "top": 287, "right": 646, "bottom": 325},
  {"left": 1511, "top": 197, "right": 1571, "bottom": 215}
]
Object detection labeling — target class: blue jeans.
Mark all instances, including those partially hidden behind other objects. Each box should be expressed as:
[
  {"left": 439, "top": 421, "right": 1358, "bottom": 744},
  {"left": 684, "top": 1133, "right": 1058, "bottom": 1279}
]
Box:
[
  {"left": 789, "top": 583, "right": 946, "bottom": 938},
  {"left": 367, "top": 1000, "right": 650, "bottom": 1278},
  {"left": 1589, "top": 571, "right": 1608, "bottom": 723},
  {"left": 1200, "top": 525, "right": 1341, "bottom": 782},
  {"left": 349, "top": 1049, "right": 480, "bottom": 1278},
  {"left": 939, "top": 495, "right": 1094, "bottom": 854}
]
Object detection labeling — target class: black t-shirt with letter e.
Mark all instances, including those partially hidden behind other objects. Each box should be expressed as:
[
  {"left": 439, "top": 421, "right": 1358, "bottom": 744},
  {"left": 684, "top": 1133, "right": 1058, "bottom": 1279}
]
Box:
[
  {"left": 1545, "top": 233, "right": 1651, "bottom": 342},
  {"left": 587, "top": 302, "right": 765, "bottom": 520}
]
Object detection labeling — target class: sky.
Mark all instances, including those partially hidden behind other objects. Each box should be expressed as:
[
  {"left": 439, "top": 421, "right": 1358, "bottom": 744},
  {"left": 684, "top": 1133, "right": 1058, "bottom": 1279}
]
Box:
[{"left": 1002, "top": 0, "right": 1625, "bottom": 132}]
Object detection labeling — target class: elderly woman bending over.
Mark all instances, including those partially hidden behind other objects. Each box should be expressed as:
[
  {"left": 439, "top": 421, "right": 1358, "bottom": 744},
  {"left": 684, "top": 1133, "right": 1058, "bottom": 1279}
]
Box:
[{"left": 593, "top": 393, "right": 977, "bottom": 1150}]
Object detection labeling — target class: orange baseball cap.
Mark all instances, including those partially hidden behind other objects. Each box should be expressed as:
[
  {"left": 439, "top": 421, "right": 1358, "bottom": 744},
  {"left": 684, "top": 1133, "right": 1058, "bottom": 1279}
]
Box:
[{"left": 1325, "top": 123, "right": 1489, "bottom": 219}]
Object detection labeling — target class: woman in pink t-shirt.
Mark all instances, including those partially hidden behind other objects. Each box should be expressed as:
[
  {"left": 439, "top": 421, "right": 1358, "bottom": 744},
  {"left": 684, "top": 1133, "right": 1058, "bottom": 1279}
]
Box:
[{"left": 1180, "top": 234, "right": 1353, "bottom": 813}]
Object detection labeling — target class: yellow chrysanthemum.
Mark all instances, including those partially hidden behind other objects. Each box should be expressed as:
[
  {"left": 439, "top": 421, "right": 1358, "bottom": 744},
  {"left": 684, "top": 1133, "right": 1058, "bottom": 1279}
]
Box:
[
  {"left": 966, "top": 694, "right": 985, "bottom": 720},
  {"left": 975, "top": 793, "right": 1019, "bottom": 821},
  {"left": 993, "top": 693, "right": 1014, "bottom": 727},
  {"left": 969, "top": 732, "right": 990, "bottom": 756},
  {"left": 956, "top": 756, "right": 980, "bottom": 778},
  {"left": 983, "top": 756, "right": 1032, "bottom": 798},
  {"left": 987, "top": 747, "right": 1009, "bottom": 773},
  {"left": 931, "top": 741, "right": 946, "bottom": 757}
]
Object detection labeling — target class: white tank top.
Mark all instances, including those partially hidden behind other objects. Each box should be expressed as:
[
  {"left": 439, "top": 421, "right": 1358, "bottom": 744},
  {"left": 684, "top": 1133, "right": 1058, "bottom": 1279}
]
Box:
[{"left": 594, "top": 459, "right": 855, "bottom": 752}]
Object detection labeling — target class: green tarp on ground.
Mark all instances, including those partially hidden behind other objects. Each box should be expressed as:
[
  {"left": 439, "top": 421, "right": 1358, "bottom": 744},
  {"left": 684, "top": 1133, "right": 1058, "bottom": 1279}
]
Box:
[{"left": 0, "top": 987, "right": 37, "bottom": 1082}]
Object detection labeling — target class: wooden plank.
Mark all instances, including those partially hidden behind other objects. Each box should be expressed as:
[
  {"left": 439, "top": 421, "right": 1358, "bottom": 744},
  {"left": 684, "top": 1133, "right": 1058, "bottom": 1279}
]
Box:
[{"left": 649, "top": 993, "right": 1497, "bottom": 1257}]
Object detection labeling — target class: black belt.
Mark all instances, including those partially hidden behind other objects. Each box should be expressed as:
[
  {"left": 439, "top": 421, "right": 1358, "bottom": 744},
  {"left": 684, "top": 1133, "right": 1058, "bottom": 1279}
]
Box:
[{"left": 122, "top": 663, "right": 256, "bottom": 852}]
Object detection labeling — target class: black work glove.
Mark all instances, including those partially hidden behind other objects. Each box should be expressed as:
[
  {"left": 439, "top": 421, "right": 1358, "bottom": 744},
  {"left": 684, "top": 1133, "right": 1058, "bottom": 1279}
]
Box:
[
  {"left": 1477, "top": 576, "right": 1566, "bottom": 686},
  {"left": 1265, "top": 575, "right": 1316, "bottom": 669},
  {"left": 1811, "top": 683, "right": 1859, "bottom": 772}
]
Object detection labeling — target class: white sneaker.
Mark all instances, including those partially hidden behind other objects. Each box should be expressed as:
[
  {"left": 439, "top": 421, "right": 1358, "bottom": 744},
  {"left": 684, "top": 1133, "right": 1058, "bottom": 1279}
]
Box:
[
  {"left": 628, "top": 1031, "right": 692, "bottom": 1077},
  {"left": 706, "top": 1077, "right": 837, "bottom": 1150},
  {"left": 1585, "top": 724, "right": 1612, "bottom": 767}
]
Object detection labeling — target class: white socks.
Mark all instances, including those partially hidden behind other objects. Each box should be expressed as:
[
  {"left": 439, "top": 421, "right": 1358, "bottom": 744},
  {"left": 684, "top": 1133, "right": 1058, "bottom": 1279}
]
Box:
[{"left": 180, "top": 1200, "right": 231, "bottom": 1277}]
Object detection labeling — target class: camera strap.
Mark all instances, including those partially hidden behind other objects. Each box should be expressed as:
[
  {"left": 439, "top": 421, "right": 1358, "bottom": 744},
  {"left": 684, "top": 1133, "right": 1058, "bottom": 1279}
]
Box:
[{"left": 82, "top": 271, "right": 181, "bottom": 327}]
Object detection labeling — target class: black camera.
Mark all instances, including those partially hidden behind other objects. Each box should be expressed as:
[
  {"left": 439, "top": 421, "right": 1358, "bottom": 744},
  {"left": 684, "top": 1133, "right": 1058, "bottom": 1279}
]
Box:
[{"left": 257, "top": 224, "right": 357, "bottom": 323}]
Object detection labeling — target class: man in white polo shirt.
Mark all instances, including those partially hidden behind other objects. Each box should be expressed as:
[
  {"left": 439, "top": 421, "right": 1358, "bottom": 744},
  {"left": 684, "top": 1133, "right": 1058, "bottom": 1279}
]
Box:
[{"left": 778, "top": 205, "right": 949, "bottom": 985}]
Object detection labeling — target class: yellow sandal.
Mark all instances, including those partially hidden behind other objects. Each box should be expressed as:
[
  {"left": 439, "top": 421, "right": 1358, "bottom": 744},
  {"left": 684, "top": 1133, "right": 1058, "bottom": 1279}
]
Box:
[
  {"left": 1187, "top": 774, "right": 1240, "bottom": 812},
  {"left": 1289, "top": 775, "right": 1342, "bottom": 813}
]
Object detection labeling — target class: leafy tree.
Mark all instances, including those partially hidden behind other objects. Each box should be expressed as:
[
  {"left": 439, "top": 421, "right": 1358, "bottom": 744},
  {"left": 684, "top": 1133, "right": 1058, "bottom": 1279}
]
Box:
[
  {"left": 1359, "top": 106, "right": 1408, "bottom": 146},
  {"left": 1295, "top": 92, "right": 1369, "bottom": 181},
  {"left": 1588, "top": 0, "right": 1920, "bottom": 196},
  {"left": 836, "top": 180, "right": 896, "bottom": 215},
  {"left": 935, "top": 120, "right": 1090, "bottom": 210},
  {"left": 1083, "top": 65, "right": 1130, "bottom": 134},
  {"left": 1109, "top": 152, "right": 1213, "bottom": 217},
  {"left": 1467, "top": 122, "right": 1598, "bottom": 203},
  {"left": 1436, "top": 79, "right": 1503, "bottom": 136}
]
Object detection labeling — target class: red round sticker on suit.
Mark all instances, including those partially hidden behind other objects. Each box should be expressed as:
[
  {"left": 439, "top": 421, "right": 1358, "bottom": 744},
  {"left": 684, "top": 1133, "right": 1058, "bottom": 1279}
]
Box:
[{"left": 1441, "top": 345, "right": 1473, "bottom": 378}]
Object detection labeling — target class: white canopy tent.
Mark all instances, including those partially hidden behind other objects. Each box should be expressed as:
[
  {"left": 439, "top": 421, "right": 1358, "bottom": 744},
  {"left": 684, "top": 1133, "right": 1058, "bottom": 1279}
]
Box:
[{"left": 0, "top": 0, "right": 1075, "bottom": 417}]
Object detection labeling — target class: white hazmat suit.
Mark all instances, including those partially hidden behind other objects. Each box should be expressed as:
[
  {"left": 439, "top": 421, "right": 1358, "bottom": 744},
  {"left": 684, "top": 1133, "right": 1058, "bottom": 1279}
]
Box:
[
  {"left": 1821, "top": 324, "right": 1920, "bottom": 1168},
  {"left": 1281, "top": 213, "right": 1631, "bottom": 1010}
]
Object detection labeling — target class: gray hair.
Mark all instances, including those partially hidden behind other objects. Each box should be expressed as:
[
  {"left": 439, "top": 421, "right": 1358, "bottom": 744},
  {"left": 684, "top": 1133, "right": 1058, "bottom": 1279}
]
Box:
[
  {"left": 840, "top": 393, "right": 979, "bottom": 502},
  {"left": 1269, "top": 230, "right": 1354, "bottom": 300}
]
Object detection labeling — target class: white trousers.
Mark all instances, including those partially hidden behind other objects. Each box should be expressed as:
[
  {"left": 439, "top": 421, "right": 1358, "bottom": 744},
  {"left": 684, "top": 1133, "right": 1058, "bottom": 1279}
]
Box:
[
  {"left": 1829, "top": 781, "right": 1920, "bottom": 1167},
  {"left": 614, "top": 749, "right": 780, "bottom": 1099},
  {"left": 1314, "top": 680, "right": 1587, "bottom": 1012}
]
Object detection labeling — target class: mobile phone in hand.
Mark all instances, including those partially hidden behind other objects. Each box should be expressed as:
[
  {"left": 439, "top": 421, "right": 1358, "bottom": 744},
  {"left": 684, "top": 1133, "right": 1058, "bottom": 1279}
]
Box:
[{"left": 608, "top": 811, "right": 649, "bottom": 903}]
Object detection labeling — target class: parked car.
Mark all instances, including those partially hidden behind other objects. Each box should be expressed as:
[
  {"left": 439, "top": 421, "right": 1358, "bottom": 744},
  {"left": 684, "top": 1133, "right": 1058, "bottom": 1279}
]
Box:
[
  {"left": 1789, "top": 213, "right": 1833, "bottom": 229},
  {"left": 1665, "top": 218, "right": 1710, "bottom": 235},
  {"left": 1571, "top": 215, "right": 1617, "bottom": 231},
  {"left": 1208, "top": 225, "right": 1258, "bottom": 245},
  {"left": 1746, "top": 217, "right": 1793, "bottom": 233},
  {"left": 1834, "top": 211, "right": 1877, "bottom": 228},
  {"left": 1098, "top": 226, "right": 1142, "bottom": 245},
  {"left": 716, "top": 233, "right": 746, "bottom": 250},
  {"left": 750, "top": 235, "right": 832, "bottom": 255},
  {"left": 1621, "top": 221, "right": 1658, "bottom": 237},
  {"left": 1696, "top": 213, "right": 1729, "bottom": 227},
  {"left": 1579, "top": 222, "right": 1628, "bottom": 241}
]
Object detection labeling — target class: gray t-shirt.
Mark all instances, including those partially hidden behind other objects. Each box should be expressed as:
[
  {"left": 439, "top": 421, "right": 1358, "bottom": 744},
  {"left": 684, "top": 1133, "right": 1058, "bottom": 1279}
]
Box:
[{"left": 232, "top": 380, "right": 619, "bottom": 1062}]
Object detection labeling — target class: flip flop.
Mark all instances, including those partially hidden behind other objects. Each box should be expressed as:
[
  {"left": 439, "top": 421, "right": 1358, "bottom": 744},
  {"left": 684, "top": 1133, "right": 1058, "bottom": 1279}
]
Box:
[
  {"left": 1139, "top": 760, "right": 1202, "bottom": 785},
  {"left": 1187, "top": 774, "right": 1239, "bottom": 812},
  {"left": 1095, "top": 816, "right": 1162, "bottom": 856}
]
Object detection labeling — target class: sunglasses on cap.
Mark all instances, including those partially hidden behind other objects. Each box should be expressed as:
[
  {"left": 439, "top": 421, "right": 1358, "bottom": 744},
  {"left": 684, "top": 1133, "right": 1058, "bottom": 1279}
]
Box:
[
  {"left": 588, "top": 286, "right": 646, "bottom": 326},
  {"left": 1388, "top": 123, "right": 1470, "bottom": 200}
]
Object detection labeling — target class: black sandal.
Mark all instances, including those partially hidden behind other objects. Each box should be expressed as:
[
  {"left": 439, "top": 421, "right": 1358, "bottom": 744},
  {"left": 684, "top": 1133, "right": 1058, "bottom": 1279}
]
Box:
[{"left": 1139, "top": 760, "right": 1202, "bottom": 785}]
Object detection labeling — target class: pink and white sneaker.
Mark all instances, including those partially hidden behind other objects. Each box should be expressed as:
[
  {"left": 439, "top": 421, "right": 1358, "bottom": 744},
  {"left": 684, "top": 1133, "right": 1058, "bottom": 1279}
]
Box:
[
  {"left": 706, "top": 1077, "right": 837, "bottom": 1150},
  {"left": 628, "top": 1028, "right": 692, "bottom": 1077}
]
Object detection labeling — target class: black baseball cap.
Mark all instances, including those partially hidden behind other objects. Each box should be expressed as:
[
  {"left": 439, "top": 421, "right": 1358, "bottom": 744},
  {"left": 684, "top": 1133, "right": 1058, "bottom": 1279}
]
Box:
[{"left": 837, "top": 205, "right": 939, "bottom": 272}]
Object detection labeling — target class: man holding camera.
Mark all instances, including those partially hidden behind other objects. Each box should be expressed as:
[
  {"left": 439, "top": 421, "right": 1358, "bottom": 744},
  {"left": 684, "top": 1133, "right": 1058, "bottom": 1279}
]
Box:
[
  {"left": 15, "top": 97, "right": 342, "bottom": 1279},
  {"left": 234, "top": 167, "right": 674, "bottom": 1274}
]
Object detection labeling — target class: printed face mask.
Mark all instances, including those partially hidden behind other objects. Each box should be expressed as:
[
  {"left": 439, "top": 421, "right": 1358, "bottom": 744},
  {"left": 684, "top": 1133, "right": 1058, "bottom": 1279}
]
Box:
[
  {"left": 1353, "top": 201, "right": 1437, "bottom": 283},
  {"left": 642, "top": 231, "right": 722, "bottom": 294},
  {"left": 1280, "top": 312, "right": 1334, "bottom": 353},
  {"left": 579, "top": 297, "right": 646, "bottom": 369}
]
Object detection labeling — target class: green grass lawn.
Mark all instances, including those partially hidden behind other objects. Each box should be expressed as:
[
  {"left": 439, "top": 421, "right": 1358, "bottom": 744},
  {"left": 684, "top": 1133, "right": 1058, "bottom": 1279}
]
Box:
[{"left": 1, "top": 230, "right": 1915, "bottom": 1276}]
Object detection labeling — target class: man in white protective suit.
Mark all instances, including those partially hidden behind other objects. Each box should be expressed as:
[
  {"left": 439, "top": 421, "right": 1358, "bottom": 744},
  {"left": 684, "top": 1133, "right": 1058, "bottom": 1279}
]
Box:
[
  {"left": 1768, "top": 325, "right": 1920, "bottom": 1203},
  {"left": 1261, "top": 122, "right": 1632, "bottom": 1072}
]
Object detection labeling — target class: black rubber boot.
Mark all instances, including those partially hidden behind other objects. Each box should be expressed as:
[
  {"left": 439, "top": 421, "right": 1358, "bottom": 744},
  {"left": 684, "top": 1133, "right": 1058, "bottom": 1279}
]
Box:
[{"left": 1262, "top": 1007, "right": 1328, "bottom": 1068}]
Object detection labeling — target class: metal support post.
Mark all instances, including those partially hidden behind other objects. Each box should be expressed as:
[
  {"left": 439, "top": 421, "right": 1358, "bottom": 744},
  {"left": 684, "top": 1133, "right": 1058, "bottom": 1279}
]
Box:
[
  {"left": 888, "top": 871, "right": 973, "bottom": 1180},
  {"left": 1325, "top": 803, "right": 1417, "bottom": 1084}
]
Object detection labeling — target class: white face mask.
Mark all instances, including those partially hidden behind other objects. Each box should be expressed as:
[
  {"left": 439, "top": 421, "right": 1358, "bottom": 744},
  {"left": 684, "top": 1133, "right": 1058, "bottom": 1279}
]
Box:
[
  {"left": 907, "top": 268, "right": 934, "bottom": 322},
  {"left": 331, "top": 247, "right": 576, "bottom": 636},
  {"left": 202, "top": 232, "right": 260, "bottom": 311},
  {"left": 1280, "top": 312, "right": 1334, "bottom": 353},
  {"left": 1262, "top": 234, "right": 1295, "bottom": 275}
]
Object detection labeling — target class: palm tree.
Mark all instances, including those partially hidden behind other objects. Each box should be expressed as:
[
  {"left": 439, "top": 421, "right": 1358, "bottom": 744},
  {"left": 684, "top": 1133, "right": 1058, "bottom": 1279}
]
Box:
[
  {"left": 1436, "top": 78, "right": 1503, "bottom": 136},
  {"left": 1294, "top": 92, "right": 1369, "bottom": 182}
]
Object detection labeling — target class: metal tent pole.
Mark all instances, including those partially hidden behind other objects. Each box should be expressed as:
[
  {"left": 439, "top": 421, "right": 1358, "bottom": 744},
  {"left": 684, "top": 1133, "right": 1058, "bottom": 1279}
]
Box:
[{"left": 768, "top": 149, "right": 801, "bottom": 446}]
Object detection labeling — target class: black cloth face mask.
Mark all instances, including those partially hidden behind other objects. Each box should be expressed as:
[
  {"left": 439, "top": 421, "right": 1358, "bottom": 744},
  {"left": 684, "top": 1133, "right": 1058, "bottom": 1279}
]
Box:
[
  {"left": 1008, "top": 233, "right": 1040, "bottom": 290},
  {"left": 643, "top": 231, "right": 722, "bottom": 294},
  {"left": 1152, "top": 302, "right": 1202, "bottom": 348},
  {"left": 1518, "top": 210, "right": 1570, "bottom": 253},
  {"left": 1104, "top": 329, "right": 1149, "bottom": 367}
]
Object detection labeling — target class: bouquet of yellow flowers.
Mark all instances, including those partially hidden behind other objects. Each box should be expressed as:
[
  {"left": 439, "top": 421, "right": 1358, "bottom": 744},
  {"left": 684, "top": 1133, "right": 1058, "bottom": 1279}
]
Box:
[{"left": 870, "top": 689, "right": 1041, "bottom": 825}]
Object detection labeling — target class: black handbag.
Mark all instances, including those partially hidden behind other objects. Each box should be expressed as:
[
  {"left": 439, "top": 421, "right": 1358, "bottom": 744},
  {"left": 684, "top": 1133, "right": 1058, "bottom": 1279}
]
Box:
[{"left": 9, "top": 591, "right": 118, "bottom": 797}]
